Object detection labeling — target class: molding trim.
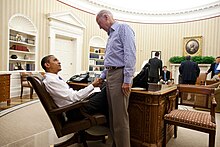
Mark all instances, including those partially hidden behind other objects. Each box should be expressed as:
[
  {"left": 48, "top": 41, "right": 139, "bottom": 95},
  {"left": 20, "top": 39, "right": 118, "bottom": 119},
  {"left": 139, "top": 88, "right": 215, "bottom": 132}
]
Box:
[
  {"left": 58, "top": 0, "right": 220, "bottom": 23},
  {"left": 9, "top": 14, "right": 37, "bottom": 34},
  {"left": 47, "top": 11, "right": 85, "bottom": 74},
  {"left": 89, "top": 36, "right": 106, "bottom": 48},
  {"left": 47, "top": 10, "right": 86, "bottom": 29}
]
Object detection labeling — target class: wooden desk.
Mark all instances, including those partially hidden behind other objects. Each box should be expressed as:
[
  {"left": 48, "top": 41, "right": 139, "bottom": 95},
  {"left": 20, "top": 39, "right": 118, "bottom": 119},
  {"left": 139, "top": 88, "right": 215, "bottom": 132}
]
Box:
[
  {"left": 0, "top": 74, "right": 11, "bottom": 105},
  {"left": 129, "top": 85, "right": 177, "bottom": 147},
  {"left": 68, "top": 82, "right": 177, "bottom": 147}
]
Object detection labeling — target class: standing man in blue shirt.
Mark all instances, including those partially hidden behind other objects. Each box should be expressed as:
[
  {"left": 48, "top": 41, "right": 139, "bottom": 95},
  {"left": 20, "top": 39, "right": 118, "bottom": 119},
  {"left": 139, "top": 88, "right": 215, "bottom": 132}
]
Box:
[{"left": 96, "top": 10, "right": 136, "bottom": 147}]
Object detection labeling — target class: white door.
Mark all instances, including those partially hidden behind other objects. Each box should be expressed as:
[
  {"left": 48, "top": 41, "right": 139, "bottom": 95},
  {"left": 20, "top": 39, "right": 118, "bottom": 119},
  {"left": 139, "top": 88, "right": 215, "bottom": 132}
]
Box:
[{"left": 55, "top": 36, "right": 77, "bottom": 81}]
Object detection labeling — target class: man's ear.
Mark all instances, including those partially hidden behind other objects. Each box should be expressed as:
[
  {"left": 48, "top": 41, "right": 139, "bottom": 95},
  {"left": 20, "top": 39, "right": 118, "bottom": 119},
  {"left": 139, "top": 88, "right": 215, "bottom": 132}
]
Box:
[
  {"left": 103, "top": 14, "right": 108, "bottom": 20},
  {"left": 44, "top": 62, "right": 50, "bottom": 68}
]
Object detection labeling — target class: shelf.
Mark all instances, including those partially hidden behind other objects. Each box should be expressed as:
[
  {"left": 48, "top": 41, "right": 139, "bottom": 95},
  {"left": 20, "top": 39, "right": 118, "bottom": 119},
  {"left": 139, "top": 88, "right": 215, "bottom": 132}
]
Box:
[
  {"left": 90, "top": 58, "right": 104, "bottom": 61},
  {"left": 89, "top": 65, "right": 104, "bottom": 67},
  {"left": 9, "top": 50, "right": 35, "bottom": 54},
  {"left": 90, "top": 52, "right": 105, "bottom": 55},
  {"left": 8, "top": 27, "right": 36, "bottom": 71},
  {"left": 9, "top": 28, "right": 36, "bottom": 36},
  {"left": 89, "top": 46, "right": 105, "bottom": 72},
  {"left": 9, "top": 40, "right": 35, "bottom": 46},
  {"left": 9, "top": 59, "right": 35, "bottom": 62},
  {"left": 8, "top": 15, "right": 37, "bottom": 71}
]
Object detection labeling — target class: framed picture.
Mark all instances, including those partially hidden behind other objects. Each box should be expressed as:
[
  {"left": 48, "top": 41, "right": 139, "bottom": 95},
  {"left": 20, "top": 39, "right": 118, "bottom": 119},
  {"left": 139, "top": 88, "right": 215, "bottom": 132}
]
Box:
[
  {"left": 151, "top": 51, "right": 161, "bottom": 59},
  {"left": 183, "top": 36, "right": 202, "bottom": 56}
]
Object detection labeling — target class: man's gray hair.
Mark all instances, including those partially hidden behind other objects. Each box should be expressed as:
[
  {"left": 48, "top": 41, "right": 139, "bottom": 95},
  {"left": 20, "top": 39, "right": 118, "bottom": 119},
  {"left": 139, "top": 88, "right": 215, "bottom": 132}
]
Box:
[{"left": 97, "top": 10, "right": 113, "bottom": 18}]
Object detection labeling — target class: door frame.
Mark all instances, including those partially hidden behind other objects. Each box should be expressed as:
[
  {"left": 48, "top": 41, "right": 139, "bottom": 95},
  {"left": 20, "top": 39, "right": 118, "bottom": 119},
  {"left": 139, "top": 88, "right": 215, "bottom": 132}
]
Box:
[{"left": 48, "top": 11, "right": 85, "bottom": 74}]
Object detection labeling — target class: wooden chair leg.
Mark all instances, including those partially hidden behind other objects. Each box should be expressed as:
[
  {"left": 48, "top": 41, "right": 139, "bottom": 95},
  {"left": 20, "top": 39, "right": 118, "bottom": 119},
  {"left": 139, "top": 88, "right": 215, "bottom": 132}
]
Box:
[
  {"left": 82, "top": 141, "right": 88, "bottom": 147},
  {"left": 174, "top": 125, "right": 177, "bottom": 138},
  {"left": 209, "top": 132, "right": 215, "bottom": 147},
  {"left": 30, "top": 88, "right": 33, "bottom": 99},
  {"left": 79, "top": 131, "right": 88, "bottom": 147},
  {"left": 163, "top": 122, "right": 167, "bottom": 147},
  {"left": 54, "top": 133, "right": 80, "bottom": 147},
  {"left": 20, "top": 87, "right": 23, "bottom": 99}
]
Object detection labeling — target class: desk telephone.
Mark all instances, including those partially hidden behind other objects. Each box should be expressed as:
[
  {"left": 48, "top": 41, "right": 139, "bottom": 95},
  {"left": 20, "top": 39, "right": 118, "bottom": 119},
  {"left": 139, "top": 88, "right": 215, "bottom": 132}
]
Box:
[{"left": 68, "top": 72, "right": 89, "bottom": 83}]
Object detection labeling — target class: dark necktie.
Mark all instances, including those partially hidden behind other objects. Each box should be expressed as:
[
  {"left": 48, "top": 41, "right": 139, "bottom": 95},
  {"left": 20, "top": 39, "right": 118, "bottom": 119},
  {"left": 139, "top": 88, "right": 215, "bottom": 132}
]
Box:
[
  {"left": 164, "top": 72, "right": 167, "bottom": 81},
  {"left": 58, "top": 76, "right": 63, "bottom": 80}
]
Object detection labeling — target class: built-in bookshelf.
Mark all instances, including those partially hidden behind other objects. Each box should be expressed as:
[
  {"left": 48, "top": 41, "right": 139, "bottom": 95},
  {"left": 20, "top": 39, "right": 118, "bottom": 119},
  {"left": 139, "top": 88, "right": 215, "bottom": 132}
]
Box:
[
  {"left": 8, "top": 29, "right": 36, "bottom": 71},
  {"left": 89, "top": 46, "right": 105, "bottom": 72}
]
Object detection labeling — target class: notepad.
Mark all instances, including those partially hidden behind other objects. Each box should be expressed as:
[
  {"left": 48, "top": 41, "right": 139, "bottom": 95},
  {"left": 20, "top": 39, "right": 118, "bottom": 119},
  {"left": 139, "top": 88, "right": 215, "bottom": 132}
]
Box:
[{"left": 131, "top": 87, "right": 146, "bottom": 90}]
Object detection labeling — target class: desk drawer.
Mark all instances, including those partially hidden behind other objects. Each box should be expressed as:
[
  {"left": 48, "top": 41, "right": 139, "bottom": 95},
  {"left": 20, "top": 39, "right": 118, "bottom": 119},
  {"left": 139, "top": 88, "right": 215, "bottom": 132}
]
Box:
[
  {"left": 0, "top": 81, "right": 10, "bottom": 86},
  {"left": 0, "top": 74, "right": 11, "bottom": 104},
  {"left": 0, "top": 87, "right": 10, "bottom": 93},
  {"left": 0, "top": 75, "right": 10, "bottom": 81},
  {"left": 0, "top": 93, "right": 10, "bottom": 102},
  {"left": 0, "top": 92, "right": 10, "bottom": 98}
]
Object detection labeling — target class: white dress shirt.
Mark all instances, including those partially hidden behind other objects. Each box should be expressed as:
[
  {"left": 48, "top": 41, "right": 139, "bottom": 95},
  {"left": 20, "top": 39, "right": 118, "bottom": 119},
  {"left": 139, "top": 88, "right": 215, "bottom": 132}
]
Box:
[{"left": 43, "top": 73, "right": 94, "bottom": 107}]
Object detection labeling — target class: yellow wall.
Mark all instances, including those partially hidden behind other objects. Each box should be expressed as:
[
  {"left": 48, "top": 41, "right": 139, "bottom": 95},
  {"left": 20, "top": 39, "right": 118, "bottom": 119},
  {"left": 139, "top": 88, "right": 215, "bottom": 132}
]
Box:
[{"left": 0, "top": 0, "right": 220, "bottom": 71}]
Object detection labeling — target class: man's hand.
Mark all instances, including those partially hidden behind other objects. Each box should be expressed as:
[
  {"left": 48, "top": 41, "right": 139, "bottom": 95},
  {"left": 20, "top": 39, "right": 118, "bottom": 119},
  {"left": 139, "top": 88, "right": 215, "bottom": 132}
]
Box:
[
  {"left": 122, "top": 83, "right": 132, "bottom": 97},
  {"left": 92, "top": 78, "right": 103, "bottom": 87}
]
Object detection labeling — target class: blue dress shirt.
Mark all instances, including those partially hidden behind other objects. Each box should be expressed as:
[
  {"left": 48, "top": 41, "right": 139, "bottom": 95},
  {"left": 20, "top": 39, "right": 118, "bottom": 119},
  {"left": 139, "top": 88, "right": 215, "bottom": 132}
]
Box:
[
  {"left": 215, "top": 63, "right": 219, "bottom": 74},
  {"left": 100, "top": 22, "right": 136, "bottom": 84},
  {"left": 164, "top": 72, "right": 167, "bottom": 81}
]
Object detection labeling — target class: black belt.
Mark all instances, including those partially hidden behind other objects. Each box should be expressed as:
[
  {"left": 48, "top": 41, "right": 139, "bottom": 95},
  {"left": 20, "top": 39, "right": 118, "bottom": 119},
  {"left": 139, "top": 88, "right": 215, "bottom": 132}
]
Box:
[{"left": 105, "top": 66, "right": 124, "bottom": 70}]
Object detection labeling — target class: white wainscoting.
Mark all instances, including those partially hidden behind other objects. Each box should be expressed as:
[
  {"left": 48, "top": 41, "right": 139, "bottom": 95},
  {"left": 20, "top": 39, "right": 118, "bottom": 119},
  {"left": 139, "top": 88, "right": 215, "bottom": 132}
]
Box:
[
  {"left": 0, "top": 71, "right": 41, "bottom": 98},
  {"left": 170, "top": 64, "right": 211, "bottom": 84}
]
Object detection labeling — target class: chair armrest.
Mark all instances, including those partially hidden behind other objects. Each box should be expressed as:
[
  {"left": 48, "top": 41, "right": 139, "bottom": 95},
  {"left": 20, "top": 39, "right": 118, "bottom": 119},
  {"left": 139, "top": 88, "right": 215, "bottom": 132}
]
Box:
[
  {"left": 27, "top": 81, "right": 32, "bottom": 87},
  {"left": 49, "top": 100, "right": 89, "bottom": 115},
  {"left": 214, "top": 88, "right": 220, "bottom": 94},
  {"left": 165, "top": 91, "right": 178, "bottom": 114},
  {"left": 211, "top": 97, "right": 217, "bottom": 106},
  {"left": 210, "top": 94, "right": 217, "bottom": 121},
  {"left": 49, "top": 99, "right": 101, "bottom": 126}
]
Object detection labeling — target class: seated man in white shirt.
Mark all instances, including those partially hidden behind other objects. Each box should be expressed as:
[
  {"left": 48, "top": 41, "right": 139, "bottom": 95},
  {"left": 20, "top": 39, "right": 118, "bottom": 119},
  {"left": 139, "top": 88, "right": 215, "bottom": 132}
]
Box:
[{"left": 41, "top": 55, "right": 108, "bottom": 120}]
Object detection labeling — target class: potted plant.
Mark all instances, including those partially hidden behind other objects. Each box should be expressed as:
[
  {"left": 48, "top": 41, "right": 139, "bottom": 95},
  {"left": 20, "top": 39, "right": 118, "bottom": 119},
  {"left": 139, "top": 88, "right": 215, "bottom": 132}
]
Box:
[{"left": 169, "top": 56, "right": 215, "bottom": 64}]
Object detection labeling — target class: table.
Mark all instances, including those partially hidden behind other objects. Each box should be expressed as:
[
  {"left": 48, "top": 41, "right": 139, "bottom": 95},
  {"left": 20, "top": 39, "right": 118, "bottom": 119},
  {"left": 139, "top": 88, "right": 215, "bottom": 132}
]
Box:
[{"left": 68, "top": 82, "right": 177, "bottom": 147}]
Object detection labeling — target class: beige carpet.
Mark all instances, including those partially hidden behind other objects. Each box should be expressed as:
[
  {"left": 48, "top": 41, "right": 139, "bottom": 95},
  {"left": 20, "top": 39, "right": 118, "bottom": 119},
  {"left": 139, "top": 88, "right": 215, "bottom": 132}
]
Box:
[
  {"left": 0, "top": 101, "right": 53, "bottom": 146},
  {"left": 0, "top": 101, "right": 219, "bottom": 147}
]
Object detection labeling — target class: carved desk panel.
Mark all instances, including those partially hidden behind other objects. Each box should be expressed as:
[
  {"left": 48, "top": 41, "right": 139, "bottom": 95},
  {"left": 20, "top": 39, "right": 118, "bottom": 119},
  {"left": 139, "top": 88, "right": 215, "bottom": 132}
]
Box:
[{"left": 68, "top": 82, "right": 177, "bottom": 147}]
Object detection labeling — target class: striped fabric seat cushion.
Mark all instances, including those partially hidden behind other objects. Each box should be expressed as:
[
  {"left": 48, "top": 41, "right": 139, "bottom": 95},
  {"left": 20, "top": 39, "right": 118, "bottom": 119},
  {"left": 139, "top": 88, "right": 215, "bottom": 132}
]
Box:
[{"left": 164, "top": 110, "right": 216, "bottom": 129}]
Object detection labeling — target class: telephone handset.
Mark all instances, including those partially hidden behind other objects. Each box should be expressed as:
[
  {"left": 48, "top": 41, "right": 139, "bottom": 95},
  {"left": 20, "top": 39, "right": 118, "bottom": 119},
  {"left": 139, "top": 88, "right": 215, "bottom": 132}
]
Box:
[{"left": 68, "top": 72, "right": 89, "bottom": 83}]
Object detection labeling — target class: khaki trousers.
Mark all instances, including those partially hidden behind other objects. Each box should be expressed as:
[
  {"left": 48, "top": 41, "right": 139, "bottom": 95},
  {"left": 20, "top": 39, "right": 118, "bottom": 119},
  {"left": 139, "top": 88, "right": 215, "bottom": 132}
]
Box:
[{"left": 106, "top": 68, "right": 130, "bottom": 147}]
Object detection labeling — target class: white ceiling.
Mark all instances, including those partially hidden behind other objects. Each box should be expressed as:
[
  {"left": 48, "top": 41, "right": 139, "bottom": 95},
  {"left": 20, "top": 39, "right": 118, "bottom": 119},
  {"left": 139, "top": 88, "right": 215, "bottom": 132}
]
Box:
[
  {"left": 60, "top": 0, "right": 220, "bottom": 23},
  {"left": 90, "top": 0, "right": 219, "bottom": 13}
]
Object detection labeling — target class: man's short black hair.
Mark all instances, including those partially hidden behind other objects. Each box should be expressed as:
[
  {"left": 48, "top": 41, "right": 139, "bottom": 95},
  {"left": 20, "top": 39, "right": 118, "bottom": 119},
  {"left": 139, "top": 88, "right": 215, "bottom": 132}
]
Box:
[
  {"left": 41, "top": 55, "right": 53, "bottom": 71},
  {"left": 216, "top": 56, "right": 220, "bottom": 59},
  {"left": 155, "top": 51, "right": 160, "bottom": 57},
  {"left": 186, "top": 55, "right": 191, "bottom": 60}
]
